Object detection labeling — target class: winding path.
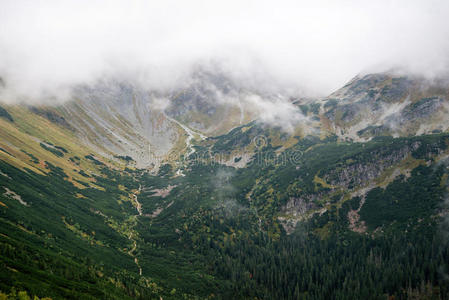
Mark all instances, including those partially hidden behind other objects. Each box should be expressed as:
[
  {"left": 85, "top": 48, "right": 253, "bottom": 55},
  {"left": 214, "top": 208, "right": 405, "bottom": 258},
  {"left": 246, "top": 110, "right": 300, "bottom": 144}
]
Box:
[
  {"left": 128, "top": 184, "right": 143, "bottom": 275},
  {"left": 134, "top": 184, "right": 143, "bottom": 216}
]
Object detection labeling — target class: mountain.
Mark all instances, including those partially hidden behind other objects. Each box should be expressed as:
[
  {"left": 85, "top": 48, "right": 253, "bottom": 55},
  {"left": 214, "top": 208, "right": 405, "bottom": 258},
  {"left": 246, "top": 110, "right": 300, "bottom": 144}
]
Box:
[
  {"left": 57, "top": 69, "right": 263, "bottom": 169},
  {"left": 320, "top": 73, "right": 449, "bottom": 140},
  {"left": 0, "top": 72, "right": 448, "bottom": 299}
]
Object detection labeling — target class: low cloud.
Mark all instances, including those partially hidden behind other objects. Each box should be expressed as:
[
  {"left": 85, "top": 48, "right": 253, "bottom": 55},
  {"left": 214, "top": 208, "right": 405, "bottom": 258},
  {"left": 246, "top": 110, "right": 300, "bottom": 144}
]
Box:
[
  {"left": 1, "top": 0, "right": 449, "bottom": 103},
  {"left": 243, "top": 94, "right": 306, "bottom": 133}
]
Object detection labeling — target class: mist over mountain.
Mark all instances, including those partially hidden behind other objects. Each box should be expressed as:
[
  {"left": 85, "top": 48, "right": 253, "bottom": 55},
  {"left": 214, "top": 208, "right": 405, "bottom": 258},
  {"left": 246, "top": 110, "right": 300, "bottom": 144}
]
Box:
[
  {"left": 1, "top": 1, "right": 449, "bottom": 299},
  {"left": 1, "top": 0, "right": 449, "bottom": 103}
]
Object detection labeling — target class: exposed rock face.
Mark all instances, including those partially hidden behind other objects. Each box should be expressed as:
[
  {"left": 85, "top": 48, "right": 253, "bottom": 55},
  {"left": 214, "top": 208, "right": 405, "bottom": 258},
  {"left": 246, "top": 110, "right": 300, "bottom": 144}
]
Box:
[
  {"left": 59, "top": 71, "right": 258, "bottom": 168},
  {"left": 52, "top": 71, "right": 449, "bottom": 169},
  {"left": 61, "top": 82, "right": 182, "bottom": 168},
  {"left": 282, "top": 196, "right": 318, "bottom": 217},
  {"left": 322, "top": 73, "right": 449, "bottom": 139},
  {"left": 278, "top": 140, "right": 431, "bottom": 232},
  {"left": 398, "top": 96, "right": 445, "bottom": 129},
  {"left": 279, "top": 195, "right": 320, "bottom": 234},
  {"left": 324, "top": 143, "right": 420, "bottom": 189},
  {"left": 165, "top": 69, "right": 254, "bottom": 135},
  {"left": 327, "top": 74, "right": 414, "bottom": 106}
]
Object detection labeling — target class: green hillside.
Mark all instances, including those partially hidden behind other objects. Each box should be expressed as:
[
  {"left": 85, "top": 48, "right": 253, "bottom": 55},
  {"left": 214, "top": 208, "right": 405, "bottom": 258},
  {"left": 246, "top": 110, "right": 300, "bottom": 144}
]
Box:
[{"left": 1, "top": 73, "right": 449, "bottom": 299}]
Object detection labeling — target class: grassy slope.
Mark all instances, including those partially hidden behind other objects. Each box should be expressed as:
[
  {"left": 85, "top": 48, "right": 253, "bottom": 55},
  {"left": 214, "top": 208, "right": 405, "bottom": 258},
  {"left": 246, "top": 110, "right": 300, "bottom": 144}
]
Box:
[
  {"left": 0, "top": 105, "right": 127, "bottom": 188},
  {"left": 0, "top": 102, "right": 449, "bottom": 298}
]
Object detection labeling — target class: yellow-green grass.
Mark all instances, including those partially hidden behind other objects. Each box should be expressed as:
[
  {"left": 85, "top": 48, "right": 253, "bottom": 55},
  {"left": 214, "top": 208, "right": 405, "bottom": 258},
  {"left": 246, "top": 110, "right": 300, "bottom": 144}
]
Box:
[{"left": 0, "top": 105, "right": 125, "bottom": 188}]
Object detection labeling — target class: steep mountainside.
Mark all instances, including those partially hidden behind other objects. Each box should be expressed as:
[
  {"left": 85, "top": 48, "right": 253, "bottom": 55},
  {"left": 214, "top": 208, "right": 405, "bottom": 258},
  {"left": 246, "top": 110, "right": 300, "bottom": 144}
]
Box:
[
  {"left": 59, "top": 70, "right": 260, "bottom": 169},
  {"left": 319, "top": 73, "right": 449, "bottom": 140},
  {"left": 0, "top": 72, "right": 449, "bottom": 299},
  {"left": 62, "top": 82, "right": 183, "bottom": 168}
]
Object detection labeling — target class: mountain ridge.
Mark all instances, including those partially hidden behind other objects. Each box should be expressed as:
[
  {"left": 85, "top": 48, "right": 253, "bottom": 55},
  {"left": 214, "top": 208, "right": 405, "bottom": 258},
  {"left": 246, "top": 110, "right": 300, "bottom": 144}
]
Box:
[{"left": 0, "top": 71, "right": 449, "bottom": 299}]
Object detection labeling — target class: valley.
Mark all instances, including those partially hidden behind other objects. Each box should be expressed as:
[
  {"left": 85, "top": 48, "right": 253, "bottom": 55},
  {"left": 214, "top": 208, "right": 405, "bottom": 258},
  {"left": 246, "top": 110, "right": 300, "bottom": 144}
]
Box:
[{"left": 0, "top": 72, "right": 449, "bottom": 299}]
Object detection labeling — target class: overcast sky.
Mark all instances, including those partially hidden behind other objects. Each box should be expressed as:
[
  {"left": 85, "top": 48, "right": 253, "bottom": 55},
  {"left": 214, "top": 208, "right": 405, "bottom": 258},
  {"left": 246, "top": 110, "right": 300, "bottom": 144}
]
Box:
[{"left": 1, "top": 0, "right": 449, "bottom": 101}]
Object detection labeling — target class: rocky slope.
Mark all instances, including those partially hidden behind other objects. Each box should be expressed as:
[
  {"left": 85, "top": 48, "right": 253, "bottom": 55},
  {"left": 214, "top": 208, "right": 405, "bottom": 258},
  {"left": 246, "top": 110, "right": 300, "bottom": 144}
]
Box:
[
  {"left": 1, "top": 71, "right": 449, "bottom": 298},
  {"left": 319, "top": 73, "right": 449, "bottom": 140}
]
